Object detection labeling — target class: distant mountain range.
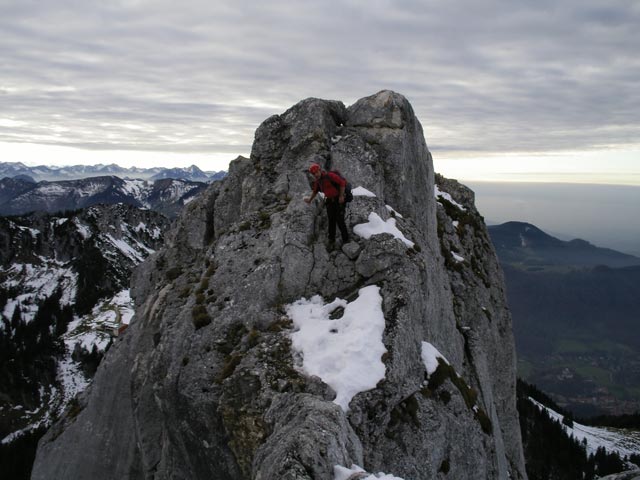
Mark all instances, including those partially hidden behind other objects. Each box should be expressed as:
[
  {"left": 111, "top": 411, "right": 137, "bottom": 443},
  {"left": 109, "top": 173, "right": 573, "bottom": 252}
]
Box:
[
  {"left": 488, "top": 221, "right": 640, "bottom": 270},
  {"left": 0, "top": 161, "right": 227, "bottom": 183},
  {"left": 0, "top": 175, "right": 208, "bottom": 218},
  {"left": 488, "top": 221, "right": 640, "bottom": 417}
]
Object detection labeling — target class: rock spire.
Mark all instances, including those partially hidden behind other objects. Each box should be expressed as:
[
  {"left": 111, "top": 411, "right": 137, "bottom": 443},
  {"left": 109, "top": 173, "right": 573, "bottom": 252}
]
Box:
[{"left": 32, "top": 91, "right": 527, "bottom": 479}]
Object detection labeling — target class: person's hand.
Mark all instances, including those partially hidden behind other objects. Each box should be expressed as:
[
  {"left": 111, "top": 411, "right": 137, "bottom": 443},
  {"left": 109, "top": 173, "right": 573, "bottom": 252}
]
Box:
[
  {"left": 339, "top": 195, "right": 345, "bottom": 204},
  {"left": 304, "top": 196, "right": 311, "bottom": 204}
]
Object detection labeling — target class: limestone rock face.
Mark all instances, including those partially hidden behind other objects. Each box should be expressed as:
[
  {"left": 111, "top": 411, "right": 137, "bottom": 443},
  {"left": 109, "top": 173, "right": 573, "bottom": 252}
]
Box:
[{"left": 31, "top": 91, "right": 527, "bottom": 480}]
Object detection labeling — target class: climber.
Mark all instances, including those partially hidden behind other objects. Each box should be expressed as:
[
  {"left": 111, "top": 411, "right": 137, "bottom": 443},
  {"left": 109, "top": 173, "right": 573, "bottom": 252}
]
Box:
[{"left": 304, "top": 163, "right": 350, "bottom": 248}]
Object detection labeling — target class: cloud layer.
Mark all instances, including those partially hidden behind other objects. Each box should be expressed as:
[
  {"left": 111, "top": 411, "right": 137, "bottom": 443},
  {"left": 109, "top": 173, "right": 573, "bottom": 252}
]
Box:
[{"left": 1, "top": 0, "right": 639, "bottom": 164}]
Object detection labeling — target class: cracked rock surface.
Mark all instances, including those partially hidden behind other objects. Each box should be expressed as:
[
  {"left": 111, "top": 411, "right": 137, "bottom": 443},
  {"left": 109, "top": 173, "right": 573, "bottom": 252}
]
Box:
[{"left": 32, "top": 91, "right": 527, "bottom": 480}]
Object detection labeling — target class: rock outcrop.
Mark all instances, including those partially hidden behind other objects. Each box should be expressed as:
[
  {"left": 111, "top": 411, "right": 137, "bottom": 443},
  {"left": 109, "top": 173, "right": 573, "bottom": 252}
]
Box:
[{"left": 31, "top": 91, "right": 527, "bottom": 479}]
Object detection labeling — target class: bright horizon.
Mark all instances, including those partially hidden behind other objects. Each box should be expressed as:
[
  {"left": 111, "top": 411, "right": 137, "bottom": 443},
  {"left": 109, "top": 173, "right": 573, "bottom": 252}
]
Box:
[{"left": 2, "top": 140, "right": 638, "bottom": 187}]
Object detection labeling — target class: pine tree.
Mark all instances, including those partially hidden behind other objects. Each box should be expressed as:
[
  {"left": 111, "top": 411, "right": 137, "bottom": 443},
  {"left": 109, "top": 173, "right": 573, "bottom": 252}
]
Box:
[
  {"left": 11, "top": 304, "right": 22, "bottom": 331},
  {"left": 516, "top": 378, "right": 628, "bottom": 480}
]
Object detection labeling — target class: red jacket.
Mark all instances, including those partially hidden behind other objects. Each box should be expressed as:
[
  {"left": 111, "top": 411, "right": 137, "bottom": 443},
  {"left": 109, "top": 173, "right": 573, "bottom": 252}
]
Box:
[{"left": 313, "top": 171, "right": 346, "bottom": 199}]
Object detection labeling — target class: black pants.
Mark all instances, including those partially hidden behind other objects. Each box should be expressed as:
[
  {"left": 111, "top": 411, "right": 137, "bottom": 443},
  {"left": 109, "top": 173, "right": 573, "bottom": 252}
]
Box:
[{"left": 325, "top": 199, "right": 349, "bottom": 243}]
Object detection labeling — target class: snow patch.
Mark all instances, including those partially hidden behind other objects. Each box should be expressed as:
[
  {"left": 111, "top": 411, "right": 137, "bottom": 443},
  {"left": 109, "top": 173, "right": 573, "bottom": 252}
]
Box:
[
  {"left": 56, "top": 356, "right": 90, "bottom": 406},
  {"left": 74, "top": 218, "right": 92, "bottom": 239},
  {"left": 133, "top": 222, "right": 162, "bottom": 239},
  {"left": 519, "top": 234, "right": 528, "bottom": 248},
  {"left": 16, "top": 224, "right": 40, "bottom": 238},
  {"left": 110, "top": 289, "right": 135, "bottom": 325},
  {"left": 2, "top": 262, "right": 77, "bottom": 322},
  {"left": 104, "top": 233, "right": 145, "bottom": 263},
  {"left": 421, "top": 341, "right": 449, "bottom": 376},
  {"left": 452, "top": 252, "right": 465, "bottom": 262},
  {"left": 435, "top": 185, "right": 466, "bottom": 211},
  {"left": 352, "top": 186, "right": 377, "bottom": 197},
  {"left": 354, "top": 212, "right": 414, "bottom": 248},
  {"left": 133, "top": 221, "right": 147, "bottom": 232},
  {"left": 335, "top": 464, "right": 405, "bottom": 480},
  {"left": 37, "top": 183, "right": 69, "bottom": 196},
  {"left": 86, "top": 288, "right": 135, "bottom": 330},
  {"left": 76, "top": 180, "right": 110, "bottom": 198},
  {"left": 121, "top": 179, "right": 147, "bottom": 197},
  {"left": 287, "top": 285, "right": 387, "bottom": 412},
  {"left": 132, "top": 237, "right": 155, "bottom": 255},
  {"left": 385, "top": 205, "right": 404, "bottom": 218},
  {"left": 51, "top": 289, "right": 135, "bottom": 420}
]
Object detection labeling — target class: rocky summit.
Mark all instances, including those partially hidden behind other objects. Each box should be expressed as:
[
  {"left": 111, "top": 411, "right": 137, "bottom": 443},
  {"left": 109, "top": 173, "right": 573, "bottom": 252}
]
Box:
[{"left": 31, "top": 91, "right": 527, "bottom": 479}]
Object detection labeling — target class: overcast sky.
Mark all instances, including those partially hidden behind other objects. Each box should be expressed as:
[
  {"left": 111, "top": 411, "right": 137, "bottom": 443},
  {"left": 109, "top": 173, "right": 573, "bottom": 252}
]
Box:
[{"left": 1, "top": 0, "right": 639, "bottom": 184}]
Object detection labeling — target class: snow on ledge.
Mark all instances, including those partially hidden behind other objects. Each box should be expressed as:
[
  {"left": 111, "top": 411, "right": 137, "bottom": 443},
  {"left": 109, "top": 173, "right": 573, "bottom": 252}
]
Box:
[
  {"left": 434, "top": 185, "right": 466, "bottom": 211},
  {"left": 286, "top": 285, "right": 387, "bottom": 412},
  {"left": 385, "top": 205, "right": 403, "bottom": 218},
  {"left": 354, "top": 212, "right": 414, "bottom": 248},
  {"left": 421, "top": 341, "right": 449, "bottom": 376},
  {"left": 452, "top": 252, "right": 465, "bottom": 262},
  {"left": 352, "top": 186, "right": 377, "bottom": 197},
  {"left": 334, "top": 464, "right": 405, "bottom": 480}
]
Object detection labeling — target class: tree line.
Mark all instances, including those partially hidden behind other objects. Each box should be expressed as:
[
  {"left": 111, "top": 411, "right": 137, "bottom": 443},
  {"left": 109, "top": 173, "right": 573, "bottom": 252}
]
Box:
[{"left": 518, "top": 379, "right": 638, "bottom": 480}]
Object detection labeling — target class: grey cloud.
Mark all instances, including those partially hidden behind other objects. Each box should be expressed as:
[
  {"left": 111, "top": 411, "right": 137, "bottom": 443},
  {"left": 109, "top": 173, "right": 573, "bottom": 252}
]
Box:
[{"left": 0, "top": 0, "right": 639, "bottom": 158}]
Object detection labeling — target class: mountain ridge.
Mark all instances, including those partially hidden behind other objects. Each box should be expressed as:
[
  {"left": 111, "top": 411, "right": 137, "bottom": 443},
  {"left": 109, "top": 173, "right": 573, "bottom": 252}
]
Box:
[
  {"left": 0, "top": 175, "right": 208, "bottom": 218},
  {"left": 0, "top": 161, "right": 227, "bottom": 183},
  {"left": 488, "top": 221, "right": 640, "bottom": 269},
  {"left": 31, "top": 90, "right": 527, "bottom": 479},
  {"left": 487, "top": 221, "right": 640, "bottom": 417}
]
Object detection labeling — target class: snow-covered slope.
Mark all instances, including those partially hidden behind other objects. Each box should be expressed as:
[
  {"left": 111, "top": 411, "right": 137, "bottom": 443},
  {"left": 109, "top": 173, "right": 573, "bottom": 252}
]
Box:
[
  {"left": 529, "top": 398, "right": 640, "bottom": 458},
  {"left": 1, "top": 289, "right": 136, "bottom": 445},
  {"left": 0, "top": 204, "right": 170, "bottom": 451}
]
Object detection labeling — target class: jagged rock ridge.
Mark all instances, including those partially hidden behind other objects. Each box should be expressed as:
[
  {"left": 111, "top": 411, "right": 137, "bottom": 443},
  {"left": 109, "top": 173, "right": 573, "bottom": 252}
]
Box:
[{"left": 31, "top": 91, "right": 527, "bottom": 479}]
